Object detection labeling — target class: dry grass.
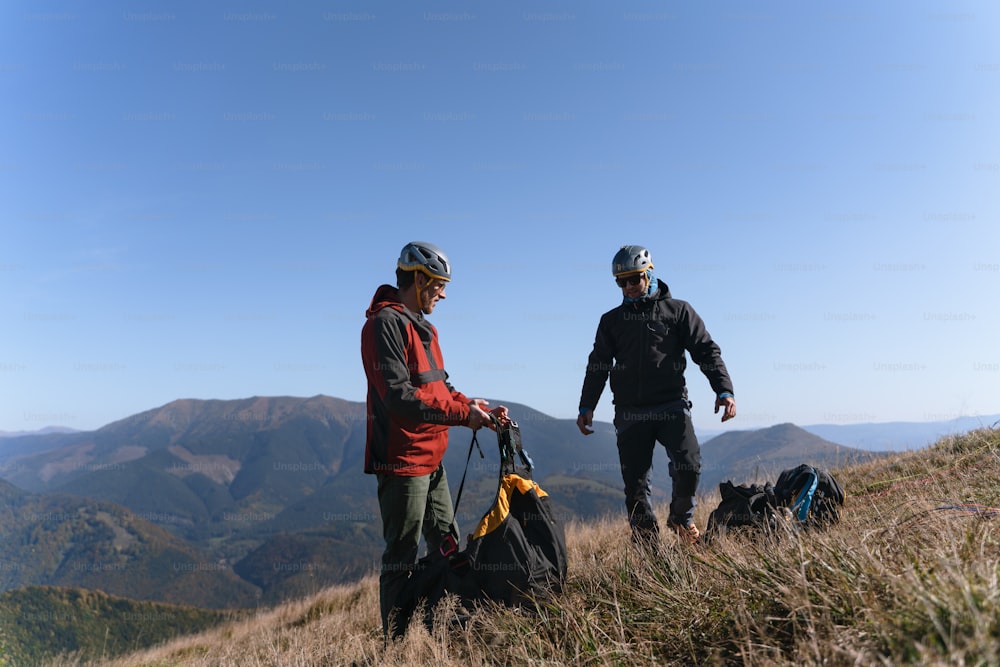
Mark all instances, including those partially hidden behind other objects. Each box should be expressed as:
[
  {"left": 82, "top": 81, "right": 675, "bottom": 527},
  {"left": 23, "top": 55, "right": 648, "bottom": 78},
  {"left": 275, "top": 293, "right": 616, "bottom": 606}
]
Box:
[{"left": 51, "top": 428, "right": 1000, "bottom": 667}]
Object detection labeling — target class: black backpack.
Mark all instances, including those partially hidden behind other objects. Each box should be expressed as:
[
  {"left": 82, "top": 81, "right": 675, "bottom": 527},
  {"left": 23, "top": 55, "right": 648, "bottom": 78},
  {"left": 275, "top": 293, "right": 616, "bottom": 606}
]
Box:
[
  {"left": 392, "top": 418, "right": 567, "bottom": 638},
  {"left": 705, "top": 481, "right": 782, "bottom": 538},
  {"left": 773, "top": 464, "right": 845, "bottom": 527}
]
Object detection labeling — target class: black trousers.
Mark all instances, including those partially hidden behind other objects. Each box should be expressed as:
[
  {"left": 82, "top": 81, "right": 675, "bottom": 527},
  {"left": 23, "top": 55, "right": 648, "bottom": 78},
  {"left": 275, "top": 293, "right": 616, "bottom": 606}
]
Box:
[{"left": 615, "top": 408, "right": 700, "bottom": 542}]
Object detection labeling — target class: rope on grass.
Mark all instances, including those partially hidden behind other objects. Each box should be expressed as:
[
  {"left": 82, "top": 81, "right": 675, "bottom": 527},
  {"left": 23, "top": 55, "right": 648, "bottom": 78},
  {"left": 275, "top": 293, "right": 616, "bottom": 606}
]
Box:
[
  {"left": 861, "top": 438, "right": 998, "bottom": 497},
  {"left": 874, "top": 500, "right": 1000, "bottom": 540},
  {"left": 931, "top": 503, "right": 1000, "bottom": 518}
]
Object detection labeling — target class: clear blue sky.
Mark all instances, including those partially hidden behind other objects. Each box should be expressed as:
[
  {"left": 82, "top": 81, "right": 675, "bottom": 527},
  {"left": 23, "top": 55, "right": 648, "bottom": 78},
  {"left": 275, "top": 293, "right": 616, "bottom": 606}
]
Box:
[{"left": 2, "top": 1, "right": 998, "bottom": 433}]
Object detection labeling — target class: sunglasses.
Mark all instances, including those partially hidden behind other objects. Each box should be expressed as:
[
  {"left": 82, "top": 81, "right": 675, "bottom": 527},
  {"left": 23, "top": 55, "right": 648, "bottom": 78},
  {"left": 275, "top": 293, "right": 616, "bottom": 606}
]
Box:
[
  {"left": 425, "top": 279, "right": 447, "bottom": 293},
  {"left": 615, "top": 273, "right": 645, "bottom": 288}
]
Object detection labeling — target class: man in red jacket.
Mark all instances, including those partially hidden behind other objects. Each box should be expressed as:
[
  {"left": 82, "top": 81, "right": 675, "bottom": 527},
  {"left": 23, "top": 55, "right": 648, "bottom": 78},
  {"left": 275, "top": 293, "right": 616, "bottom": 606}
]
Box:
[{"left": 361, "top": 241, "right": 507, "bottom": 637}]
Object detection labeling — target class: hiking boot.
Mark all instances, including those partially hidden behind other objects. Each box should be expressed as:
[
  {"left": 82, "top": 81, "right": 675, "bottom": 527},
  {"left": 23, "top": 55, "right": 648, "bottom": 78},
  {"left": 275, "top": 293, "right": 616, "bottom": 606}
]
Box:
[{"left": 668, "top": 520, "right": 701, "bottom": 545}]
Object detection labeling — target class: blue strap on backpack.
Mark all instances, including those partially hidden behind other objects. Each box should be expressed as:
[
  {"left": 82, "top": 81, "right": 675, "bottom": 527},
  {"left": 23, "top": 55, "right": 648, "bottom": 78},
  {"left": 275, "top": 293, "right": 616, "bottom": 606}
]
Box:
[{"left": 790, "top": 469, "right": 819, "bottom": 522}]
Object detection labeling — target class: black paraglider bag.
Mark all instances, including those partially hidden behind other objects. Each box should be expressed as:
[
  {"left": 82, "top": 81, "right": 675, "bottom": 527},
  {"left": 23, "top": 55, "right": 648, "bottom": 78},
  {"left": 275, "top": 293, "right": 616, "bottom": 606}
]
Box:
[{"left": 392, "top": 417, "right": 567, "bottom": 637}]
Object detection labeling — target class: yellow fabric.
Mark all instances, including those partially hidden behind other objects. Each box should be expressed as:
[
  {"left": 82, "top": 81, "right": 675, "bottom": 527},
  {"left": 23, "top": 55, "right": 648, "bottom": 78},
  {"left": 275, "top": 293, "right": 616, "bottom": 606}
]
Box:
[
  {"left": 613, "top": 262, "right": 654, "bottom": 277},
  {"left": 470, "top": 474, "right": 549, "bottom": 541}
]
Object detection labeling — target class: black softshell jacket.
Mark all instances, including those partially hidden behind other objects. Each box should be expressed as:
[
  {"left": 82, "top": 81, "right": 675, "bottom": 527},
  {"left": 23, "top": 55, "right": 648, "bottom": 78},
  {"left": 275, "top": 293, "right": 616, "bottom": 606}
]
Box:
[{"left": 579, "top": 283, "right": 734, "bottom": 411}]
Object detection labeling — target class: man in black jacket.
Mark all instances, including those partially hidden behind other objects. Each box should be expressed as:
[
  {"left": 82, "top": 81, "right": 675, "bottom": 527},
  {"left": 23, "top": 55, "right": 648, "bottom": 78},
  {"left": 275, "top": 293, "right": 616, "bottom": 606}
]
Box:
[{"left": 577, "top": 245, "right": 736, "bottom": 546}]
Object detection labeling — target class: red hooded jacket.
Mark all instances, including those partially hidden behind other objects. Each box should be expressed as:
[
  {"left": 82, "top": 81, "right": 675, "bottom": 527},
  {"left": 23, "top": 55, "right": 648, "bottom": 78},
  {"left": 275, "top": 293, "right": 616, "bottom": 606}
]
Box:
[{"left": 361, "top": 284, "right": 471, "bottom": 476}]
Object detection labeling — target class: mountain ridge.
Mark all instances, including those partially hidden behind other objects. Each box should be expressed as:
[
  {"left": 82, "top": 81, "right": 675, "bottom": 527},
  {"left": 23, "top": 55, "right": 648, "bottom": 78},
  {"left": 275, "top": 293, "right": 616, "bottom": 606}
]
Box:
[
  {"left": 699, "top": 422, "right": 873, "bottom": 490},
  {"left": 0, "top": 395, "right": 886, "bottom": 607}
]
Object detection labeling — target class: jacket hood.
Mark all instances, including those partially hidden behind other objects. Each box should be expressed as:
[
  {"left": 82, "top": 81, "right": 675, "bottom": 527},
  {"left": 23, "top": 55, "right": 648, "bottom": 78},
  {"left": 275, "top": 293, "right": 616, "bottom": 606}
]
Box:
[{"left": 366, "top": 284, "right": 405, "bottom": 318}]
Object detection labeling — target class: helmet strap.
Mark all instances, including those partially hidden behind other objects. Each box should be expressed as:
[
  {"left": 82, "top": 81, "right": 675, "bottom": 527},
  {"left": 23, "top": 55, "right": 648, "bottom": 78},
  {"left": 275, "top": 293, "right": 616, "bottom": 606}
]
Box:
[{"left": 415, "top": 273, "right": 425, "bottom": 312}]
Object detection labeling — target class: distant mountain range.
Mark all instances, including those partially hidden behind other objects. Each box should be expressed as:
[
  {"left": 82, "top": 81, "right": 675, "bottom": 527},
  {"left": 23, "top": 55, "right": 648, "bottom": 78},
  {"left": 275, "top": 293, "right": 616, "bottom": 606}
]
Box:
[
  {"left": 799, "top": 415, "right": 1000, "bottom": 451},
  {"left": 699, "top": 422, "right": 875, "bottom": 490},
  {"left": 0, "top": 479, "right": 259, "bottom": 609},
  {"left": 0, "top": 396, "right": 380, "bottom": 606},
  {"left": 0, "top": 394, "right": 977, "bottom": 608},
  {"left": 0, "top": 426, "right": 79, "bottom": 438},
  {"left": 695, "top": 414, "right": 1000, "bottom": 452}
]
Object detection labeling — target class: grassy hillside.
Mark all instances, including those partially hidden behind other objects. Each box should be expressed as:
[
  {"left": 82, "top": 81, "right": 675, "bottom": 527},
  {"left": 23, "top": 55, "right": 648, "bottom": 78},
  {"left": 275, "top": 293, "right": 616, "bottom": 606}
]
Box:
[{"left": 59, "top": 426, "right": 1000, "bottom": 666}]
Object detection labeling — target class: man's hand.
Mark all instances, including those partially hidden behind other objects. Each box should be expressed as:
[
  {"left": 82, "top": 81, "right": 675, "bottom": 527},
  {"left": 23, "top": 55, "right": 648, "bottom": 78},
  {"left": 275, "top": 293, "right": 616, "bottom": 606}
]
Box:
[
  {"left": 467, "top": 403, "right": 492, "bottom": 430},
  {"left": 467, "top": 399, "right": 510, "bottom": 430},
  {"left": 715, "top": 395, "right": 736, "bottom": 422},
  {"left": 576, "top": 409, "right": 594, "bottom": 435},
  {"left": 490, "top": 404, "right": 510, "bottom": 426}
]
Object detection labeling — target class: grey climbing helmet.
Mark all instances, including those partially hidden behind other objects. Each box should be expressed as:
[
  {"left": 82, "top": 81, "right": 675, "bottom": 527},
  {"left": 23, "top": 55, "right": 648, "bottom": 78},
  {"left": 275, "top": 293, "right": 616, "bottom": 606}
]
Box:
[
  {"left": 398, "top": 241, "right": 452, "bottom": 281},
  {"left": 612, "top": 245, "right": 653, "bottom": 276}
]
